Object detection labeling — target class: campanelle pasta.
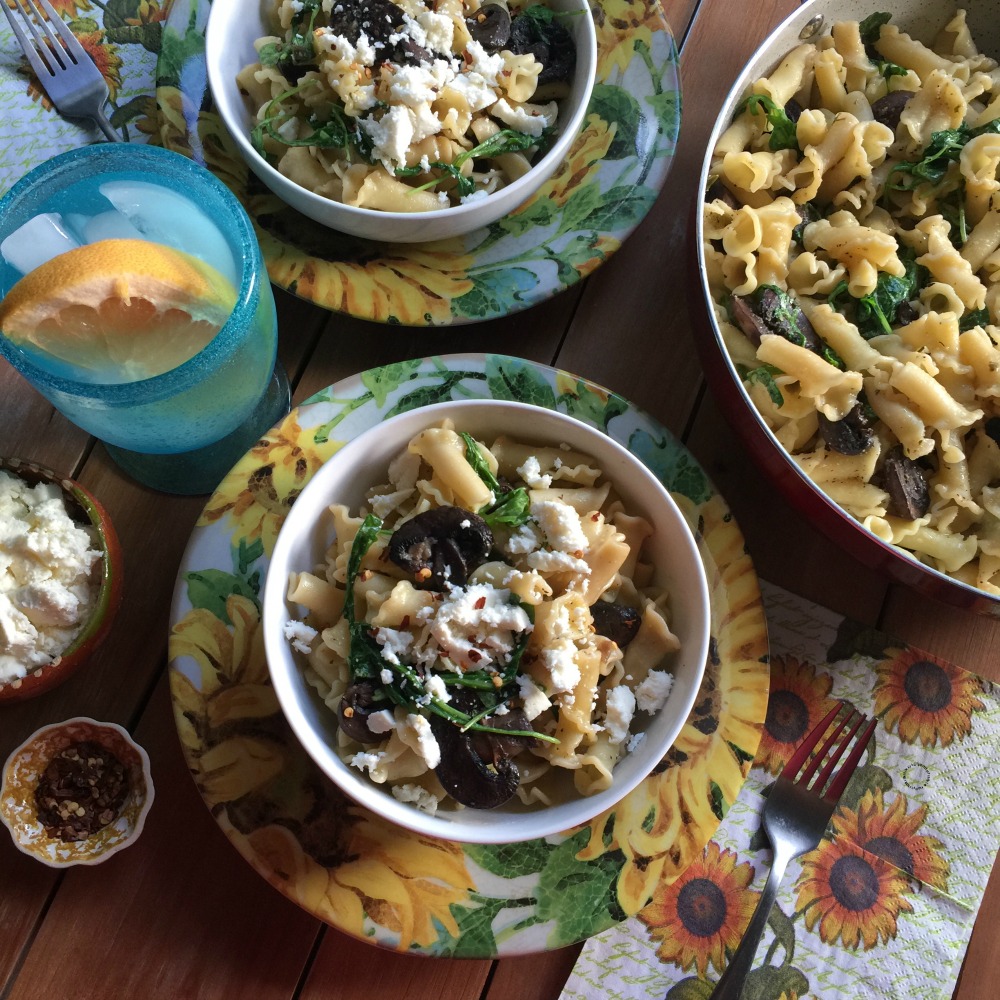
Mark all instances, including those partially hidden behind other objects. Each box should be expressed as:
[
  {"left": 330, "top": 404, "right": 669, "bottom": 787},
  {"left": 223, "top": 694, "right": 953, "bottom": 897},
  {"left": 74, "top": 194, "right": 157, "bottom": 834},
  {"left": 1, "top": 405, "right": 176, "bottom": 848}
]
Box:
[
  {"left": 283, "top": 420, "right": 682, "bottom": 814},
  {"left": 704, "top": 9, "right": 1000, "bottom": 594},
  {"left": 237, "top": 0, "right": 577, "bottom": 211}
]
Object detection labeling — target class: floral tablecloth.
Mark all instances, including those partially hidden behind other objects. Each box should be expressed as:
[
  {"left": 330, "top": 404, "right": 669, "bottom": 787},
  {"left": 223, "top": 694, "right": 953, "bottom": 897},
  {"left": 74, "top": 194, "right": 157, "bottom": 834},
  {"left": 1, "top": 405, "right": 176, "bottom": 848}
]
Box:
[{"left": 563, "top": 580, "right": 1000, "bottom": 1000}]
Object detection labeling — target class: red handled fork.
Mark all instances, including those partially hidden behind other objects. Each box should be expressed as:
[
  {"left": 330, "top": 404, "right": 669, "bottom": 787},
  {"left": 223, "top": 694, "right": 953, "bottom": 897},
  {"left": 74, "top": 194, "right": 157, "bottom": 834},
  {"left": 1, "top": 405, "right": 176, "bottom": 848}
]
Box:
[{"left": 709, "top": 704, "right": 877, "bottom": 1000}]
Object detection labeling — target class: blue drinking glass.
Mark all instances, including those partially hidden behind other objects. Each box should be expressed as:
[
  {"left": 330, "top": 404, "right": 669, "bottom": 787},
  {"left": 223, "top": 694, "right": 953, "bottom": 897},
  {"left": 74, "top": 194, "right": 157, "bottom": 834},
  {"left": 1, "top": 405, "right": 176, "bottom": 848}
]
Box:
[{"left": 0, "top": 144, "right": 290, "bottom": 495}]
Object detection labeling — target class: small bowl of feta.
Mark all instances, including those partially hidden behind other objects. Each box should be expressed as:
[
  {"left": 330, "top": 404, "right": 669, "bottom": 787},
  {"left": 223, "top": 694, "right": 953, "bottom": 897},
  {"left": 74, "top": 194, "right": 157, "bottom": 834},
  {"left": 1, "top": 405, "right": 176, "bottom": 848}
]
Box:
[
  {"left": 0, "top": 459, "right": 124, "bottom": 703},
  {"left": 205, "top": 0, "right": 598, "bottom": 243},
  {"left": 262, "top": 399, "right": 711, "bottom": 843}
]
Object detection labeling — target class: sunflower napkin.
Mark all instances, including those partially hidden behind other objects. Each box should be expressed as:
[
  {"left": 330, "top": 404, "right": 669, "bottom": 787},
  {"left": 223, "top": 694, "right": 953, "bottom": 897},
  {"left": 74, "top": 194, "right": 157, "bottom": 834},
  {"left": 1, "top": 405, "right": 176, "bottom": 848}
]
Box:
[{"left": 561, "top": 580, "right": 1000, "bottom": 1000}]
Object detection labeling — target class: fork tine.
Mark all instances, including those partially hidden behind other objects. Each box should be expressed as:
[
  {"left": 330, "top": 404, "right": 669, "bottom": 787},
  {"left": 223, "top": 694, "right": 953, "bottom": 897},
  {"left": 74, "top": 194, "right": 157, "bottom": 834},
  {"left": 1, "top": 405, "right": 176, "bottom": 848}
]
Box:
[
  {"left": 802, "top": 708, "right": 862, "bottom": 787},
  {"left": 29, "top": 0, "right": 83, "bottom": 57},
  {"left": 780, "top": 703, "right": 841, "bottom": 779},
  {"left": 824, "top": 716, "right": 877, "bottom": 802}
]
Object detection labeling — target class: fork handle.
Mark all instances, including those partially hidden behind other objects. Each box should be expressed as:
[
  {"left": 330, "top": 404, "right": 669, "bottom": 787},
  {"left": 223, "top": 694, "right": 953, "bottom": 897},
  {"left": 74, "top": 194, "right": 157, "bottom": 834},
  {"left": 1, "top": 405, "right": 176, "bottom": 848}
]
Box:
[
  {"left": 93, "top": 109, "right": 123, "bottom": 143},
  {"left": 709, "top": 842, "right": 795, "bottom": 1000}
]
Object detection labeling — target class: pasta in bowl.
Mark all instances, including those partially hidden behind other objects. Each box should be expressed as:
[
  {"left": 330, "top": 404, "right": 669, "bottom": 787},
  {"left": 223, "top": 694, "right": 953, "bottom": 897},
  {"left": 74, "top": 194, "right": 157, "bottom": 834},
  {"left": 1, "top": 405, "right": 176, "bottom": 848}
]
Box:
[
  {"left": 696, "top": 0, "right": 1000, "bottom": 611},
  {"left": 261, "top": 399, "right": 710, "bottom": 843},
  {"left": 206, "top": 0, "right": 597, "bottom": 243}
]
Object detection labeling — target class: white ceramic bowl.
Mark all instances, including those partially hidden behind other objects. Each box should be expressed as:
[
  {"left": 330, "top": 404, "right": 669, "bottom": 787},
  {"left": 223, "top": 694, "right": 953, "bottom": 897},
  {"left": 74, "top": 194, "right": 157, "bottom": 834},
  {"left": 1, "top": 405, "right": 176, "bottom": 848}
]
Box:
[
  {"left": 694, "top": 0, "right": 1000, "bottom": 614},
  {"left": 262, "top": 399, "right": 710, "bottom": 843},
  {"left": 206, "top": 0, "right": 597, "bottom": 243}
]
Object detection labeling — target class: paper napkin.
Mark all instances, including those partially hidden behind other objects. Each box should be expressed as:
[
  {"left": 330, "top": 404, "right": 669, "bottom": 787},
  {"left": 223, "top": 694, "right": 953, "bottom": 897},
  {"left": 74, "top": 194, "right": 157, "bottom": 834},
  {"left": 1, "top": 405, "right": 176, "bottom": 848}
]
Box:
[{"left": 562, "top": 580, "right": 1000, "bottom": 1000}]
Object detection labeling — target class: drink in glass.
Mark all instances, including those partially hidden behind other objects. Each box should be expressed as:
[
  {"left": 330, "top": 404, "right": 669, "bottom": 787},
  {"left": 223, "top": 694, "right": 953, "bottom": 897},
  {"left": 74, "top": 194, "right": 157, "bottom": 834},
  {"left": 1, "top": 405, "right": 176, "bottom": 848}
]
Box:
[{"left": 0, "top": 144, "right": 289, "bottom": 495}]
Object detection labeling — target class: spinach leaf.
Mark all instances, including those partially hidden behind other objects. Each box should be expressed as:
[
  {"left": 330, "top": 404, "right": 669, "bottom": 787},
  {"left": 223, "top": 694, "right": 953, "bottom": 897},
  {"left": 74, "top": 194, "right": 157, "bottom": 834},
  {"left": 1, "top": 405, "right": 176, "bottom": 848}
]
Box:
[
  {"left": 859, "top": 12, "right": 892, "bottom": 46},
  {"left": 827, "top": 250, "right": 922, "bottom": 339},
  {"left": 887, "top": 119, "right": 1000, "bottom": 194},
  {"left": 397, "top": 129, "right": 545, "bottom": 197},
  {"left": 460, "top": 431, "right": 532, "bottom": 528},
  {"left": 343, "top": 513, "right": 384, "bottom": 679},
  {"left": 738, "top": 364, "right": 784, "bottom": 407},
  {"left": 738, "top": 94, "right": 798, "bottom": 151},
  {"left": 960, "top": 307, "right": 990, "bottom": 331}
]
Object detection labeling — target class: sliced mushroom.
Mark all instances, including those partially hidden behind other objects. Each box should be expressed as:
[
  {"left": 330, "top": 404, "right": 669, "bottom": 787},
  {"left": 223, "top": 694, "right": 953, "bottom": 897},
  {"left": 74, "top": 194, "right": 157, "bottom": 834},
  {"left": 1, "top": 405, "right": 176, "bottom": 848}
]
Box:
[
  {"left": 729, "top": 294, "right": 771, "bottom": 346},
  {"left": 430, "top": 712, "right": 520, "bottom": 809},
  {"left": 387, "top": 507, "right": 493, "bottom": 589},
  {"left": 784, "top": 97, "right": 803, "bottom": 122},
  {"left": 881, "top": 446, "right": 929, "bottom": 519},
  {"left": 706, "top": 177, "right": 741, "bottom": 209},
  {"left": 871, "top": 90, "right": 913, "bottom": 130},
  {"left": 338, "top": 681, "right": 387, "bottom": 744},
  {"left": 731, "top": 286, "right": 823, "bottom": 354},
  {"left": 507, "top": 11, "right": 576, "bottom": 86},
  {"left": 465, "top": 1, "right": 511, "bottom": 49},
  {"left": 986, "top": 417, "right": 1000, "bottom": 446},
  {"left": 471, "top": 708, "right": 538, "bottom": 759},
  {"left": 326, "top": 0, "right": 430, "bottom": 66},
  {"left": 818, "top": 402, "right": 875, "bottom": 456},
  {"left": 590, "top": 600, "right": 642, "bottom": 647}
]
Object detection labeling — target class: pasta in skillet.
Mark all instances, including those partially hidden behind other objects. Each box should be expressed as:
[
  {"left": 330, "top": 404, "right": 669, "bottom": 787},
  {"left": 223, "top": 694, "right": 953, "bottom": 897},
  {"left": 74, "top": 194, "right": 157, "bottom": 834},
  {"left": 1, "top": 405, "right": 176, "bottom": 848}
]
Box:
[
  {"left": 703, "top": 9, "right": 1000, "bottom": 595},
  {"left": 283, "top": 420, "right": 682, "bottom": 815},
  {"left": 237, "top": 0, "right": 578, "bottom": 211}
]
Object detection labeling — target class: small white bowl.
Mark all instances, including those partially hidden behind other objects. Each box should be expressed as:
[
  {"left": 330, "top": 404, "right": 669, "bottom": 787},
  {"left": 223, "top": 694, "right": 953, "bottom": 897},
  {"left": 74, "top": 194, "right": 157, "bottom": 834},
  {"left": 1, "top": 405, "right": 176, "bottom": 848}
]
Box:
[
  {"left": 1, "top": 718, "right": 153, "bottom": 867},
  {"left": 262, "top": 399, "right": 710, "bottom": 843},
  {"left": 206, "top": 0, "right": 597, "bottom": 243}
]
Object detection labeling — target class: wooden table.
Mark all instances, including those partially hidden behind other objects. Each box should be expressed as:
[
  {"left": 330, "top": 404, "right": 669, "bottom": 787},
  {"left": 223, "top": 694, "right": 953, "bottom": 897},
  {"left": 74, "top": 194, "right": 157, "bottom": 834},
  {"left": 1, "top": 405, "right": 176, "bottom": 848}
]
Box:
[{"left": 1, "top": 1, "right": 997, "bottom": 997}]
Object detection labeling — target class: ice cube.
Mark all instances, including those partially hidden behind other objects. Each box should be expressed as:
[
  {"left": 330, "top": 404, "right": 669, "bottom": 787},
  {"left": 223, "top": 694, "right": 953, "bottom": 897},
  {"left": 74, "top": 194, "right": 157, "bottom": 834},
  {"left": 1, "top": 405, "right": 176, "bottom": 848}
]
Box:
[
  {"left": 66, "top": 210, "right": 145, "bottom": 244},
  {"left": 0, "top": 213, "right": 80, "bottom": 275},
  {"left": 98, "top": 181, "right": 238, "bottom": 286}
]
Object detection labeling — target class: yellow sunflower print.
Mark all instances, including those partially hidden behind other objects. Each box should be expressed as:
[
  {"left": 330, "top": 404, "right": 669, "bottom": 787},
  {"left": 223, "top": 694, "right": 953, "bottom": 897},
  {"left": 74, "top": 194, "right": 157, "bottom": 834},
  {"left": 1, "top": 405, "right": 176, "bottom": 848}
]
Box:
[
  {"left": 593, "top": 0, "right": 668, "bottom": 78},
  {"left": 874, "top": 646, "right": 986, "bottom": 748},
  {"left": 756, "top": 654, "right": 838, "bottom": 776},
  {"left": 795, "top": 791, "right": 935, "bottom": 950},
  {"left": 197, "top": 410, "right": 343, "bottom": 556},
  {"left": 640, "top": 840, "right": 758, "bottom": 977},
  {"left": 577, "top": 493, "right": 768, "bottom": 913},
  {"left": 169, "top": 593, "right": 474, "bottom": 949}
]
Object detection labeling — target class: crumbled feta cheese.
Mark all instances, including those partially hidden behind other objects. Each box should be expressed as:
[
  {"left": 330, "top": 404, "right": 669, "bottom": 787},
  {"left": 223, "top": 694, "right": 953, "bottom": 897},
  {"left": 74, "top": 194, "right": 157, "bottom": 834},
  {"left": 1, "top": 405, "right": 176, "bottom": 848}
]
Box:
[
  {"left": 401, "top": 713, "right": 441, "bottom": 768},
  {"left": 392, "top": 783, "right": 440, "bottom": 814},
  {"left": 517, "top": 673, "right": 552, "bottom": 721},
  {"left": 416, "top": 10, "right": 454, "bottom": 54},
  {"left": 374, "top": 626, "right": 414, "bottom": 665},
  {"left": 526, "top": 549, "right": 590, "bottom": 576},
  {"left": 350, "top": 751, "right": 384, "bottom": 775},
  {"left": 380, "top": 667, "right": 394, "bottom": 685},
  {"left": 464, "top": 39, "right": 505, "bottom": 85},
  {"left": 0, "top": 470, "right": 101, "bottom": 684},
  {"left": 490, "top": 98, "right": 557, "bottom": 137},
  {"left": 424, "top": 673, "right": 451, "bottom": 703},
  {"left": 506, "top": 522, "right": 542, "bottom": 555},
  {"left": 367, "top": 708, "right": 397, "bottom": 734},
  {"left": 626, "top": 731, "right": 646, "bottom": 753},
  {"left": 517, "top": 455, "right": 552, "bottom": 489},
  {"left": 636, "top": 669, "right": 674, "bottom": 714},
  {"left": 283, "top": 619, "right": 318, "bottom": 655},
  {"left": 604, "top": 686, "right": 636, "bottom": 745},
  {"left": 531, "top": 498, "right": 589, "bottom": 553}
]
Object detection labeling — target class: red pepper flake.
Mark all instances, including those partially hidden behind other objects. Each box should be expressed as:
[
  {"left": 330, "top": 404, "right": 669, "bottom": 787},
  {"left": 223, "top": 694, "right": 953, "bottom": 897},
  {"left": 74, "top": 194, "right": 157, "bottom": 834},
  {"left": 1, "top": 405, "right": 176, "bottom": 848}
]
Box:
[
  {"left": 34, "top": 740, "right": 130, "bottom": 843},
  {"left": 591, "top": 513, "right": 600, "bottom": 521},
  {"left": 468, "top": 649, "right": 483, "bottom": 663},
  {"left": 474, "top": 596, "right": 487, "bottom": 610},
  {"left": 400, "top": 615, "right": 411, "bottom": 629}
]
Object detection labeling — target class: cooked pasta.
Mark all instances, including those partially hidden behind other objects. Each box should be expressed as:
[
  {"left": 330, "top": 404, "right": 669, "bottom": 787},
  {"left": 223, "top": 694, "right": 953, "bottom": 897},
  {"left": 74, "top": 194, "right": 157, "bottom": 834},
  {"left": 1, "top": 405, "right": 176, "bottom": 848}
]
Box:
[
  {"left": 283, "top": 419, "right": 682, "bottom": 814},
  {"left": 238, "top": 0, "right": 579, "bottom": 211},
  {"left": 704, "top": 8, "right": 1000, "bottom": 594}
]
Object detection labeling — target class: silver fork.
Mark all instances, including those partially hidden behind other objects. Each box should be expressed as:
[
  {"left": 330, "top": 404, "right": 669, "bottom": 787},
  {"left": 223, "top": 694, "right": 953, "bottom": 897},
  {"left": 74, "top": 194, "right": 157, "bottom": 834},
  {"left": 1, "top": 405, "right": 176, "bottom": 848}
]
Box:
[
  {"left": 2, "top": 0, "right": 121, "bottom": 141},
  {"left": 709, "top": 703, "right": 877, "bottom": 1000}
]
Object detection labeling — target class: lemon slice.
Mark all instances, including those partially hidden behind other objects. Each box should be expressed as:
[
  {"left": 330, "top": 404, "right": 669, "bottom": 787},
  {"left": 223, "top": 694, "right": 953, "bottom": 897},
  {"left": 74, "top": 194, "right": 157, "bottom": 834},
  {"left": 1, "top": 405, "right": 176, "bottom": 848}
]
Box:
[{"left": 0, "top": 238, "right": 238, "bottom": 382}]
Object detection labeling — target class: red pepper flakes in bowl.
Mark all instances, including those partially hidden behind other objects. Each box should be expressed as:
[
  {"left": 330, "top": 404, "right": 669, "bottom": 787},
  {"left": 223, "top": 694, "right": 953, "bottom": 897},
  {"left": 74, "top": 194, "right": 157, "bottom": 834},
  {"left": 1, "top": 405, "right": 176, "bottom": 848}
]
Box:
[{"left": 1, "top": 717, "right": 153, "bottom": 867}]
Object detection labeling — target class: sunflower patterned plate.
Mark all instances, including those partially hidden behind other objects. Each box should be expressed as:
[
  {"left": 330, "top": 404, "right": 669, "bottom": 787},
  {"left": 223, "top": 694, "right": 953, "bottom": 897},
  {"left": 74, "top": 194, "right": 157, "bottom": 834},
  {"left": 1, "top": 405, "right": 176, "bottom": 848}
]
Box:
[
  {"left": 154, "top": 0, "right": 681, "bottom": 325},
  {"left": 0, "top": 0, "right": 163, "bottom": 195},
  {"left": 167, "top": 353, "right": 769, "bottom": 956}
]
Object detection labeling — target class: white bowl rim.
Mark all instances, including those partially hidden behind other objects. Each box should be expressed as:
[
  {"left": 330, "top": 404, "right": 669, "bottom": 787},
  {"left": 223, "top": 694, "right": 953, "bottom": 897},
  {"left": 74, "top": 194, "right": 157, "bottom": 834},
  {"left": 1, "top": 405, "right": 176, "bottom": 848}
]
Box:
[
  {"left": 205, "top": 0, "right": 598, "bottom": 228},
  {"left": 262, "top": 398, "right": 711, "bottom": 843}
]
